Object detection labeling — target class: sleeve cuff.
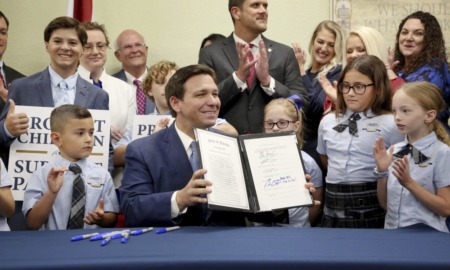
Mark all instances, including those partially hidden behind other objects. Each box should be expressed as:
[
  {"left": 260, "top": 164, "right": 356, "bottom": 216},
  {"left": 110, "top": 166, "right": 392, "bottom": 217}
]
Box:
[
  {"left": 171, "top": 191, "right": 187, "bottom": 218},
  {"left": 233, "top": 72, "right": 248, "bottom": 92},
  {"left": 4, "top": 122, "right": 15, "bottom": 139},
  {"left": 261, "top": 77, "right": 275, "bottom": 95}
]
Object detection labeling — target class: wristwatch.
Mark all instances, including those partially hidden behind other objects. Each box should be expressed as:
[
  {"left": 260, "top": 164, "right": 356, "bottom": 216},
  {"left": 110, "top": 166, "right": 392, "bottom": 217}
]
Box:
[{"left": 373, "top": 167, "right": 388, "bottom": 178}]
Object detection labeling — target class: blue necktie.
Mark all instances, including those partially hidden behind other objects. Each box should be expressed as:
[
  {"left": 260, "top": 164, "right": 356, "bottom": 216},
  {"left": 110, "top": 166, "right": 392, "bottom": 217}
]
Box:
[
  {"left": 55, "top": 81, "right": 70, "bottom": 107},
  {"left": 92, "top": 79, "right": 102, "bottom": 89},
  {"left": 189, "top": 141, "right": 210, "bottom": 223},
  {"left": 189, "top": 141, "right": 201, "bottom": 172}
]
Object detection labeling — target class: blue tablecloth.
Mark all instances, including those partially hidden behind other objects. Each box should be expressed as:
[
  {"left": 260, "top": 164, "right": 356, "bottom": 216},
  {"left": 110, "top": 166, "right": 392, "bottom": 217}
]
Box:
[{"left": 1, "top": 225, "right": 449, "bottom": 269}]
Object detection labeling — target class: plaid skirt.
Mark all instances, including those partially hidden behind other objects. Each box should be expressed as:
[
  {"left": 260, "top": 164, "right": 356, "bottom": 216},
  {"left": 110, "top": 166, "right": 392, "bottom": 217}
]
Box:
[{"left": 321, "top": 182, "right": 385, "bottom": 228}]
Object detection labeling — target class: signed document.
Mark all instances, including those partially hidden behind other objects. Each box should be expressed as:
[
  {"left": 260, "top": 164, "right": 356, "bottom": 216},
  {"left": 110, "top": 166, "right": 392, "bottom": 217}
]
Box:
[{"left": 194, "top": 129, "right": 312, "bottom": 213}]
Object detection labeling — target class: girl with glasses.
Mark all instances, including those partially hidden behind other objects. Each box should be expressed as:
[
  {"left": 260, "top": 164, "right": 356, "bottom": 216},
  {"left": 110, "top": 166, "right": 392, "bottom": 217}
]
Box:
[
  {"left": 317, "top": 55, "right": 403, "bottom": 228},
  {"left": 261, "top": 95, "right": 323, "bottom": 227}
]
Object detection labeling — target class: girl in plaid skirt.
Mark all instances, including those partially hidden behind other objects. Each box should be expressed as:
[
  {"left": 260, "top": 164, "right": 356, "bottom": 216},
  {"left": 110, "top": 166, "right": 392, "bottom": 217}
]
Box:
[{"left": 317, "top": 55, "right": 403, "bottom": 228}]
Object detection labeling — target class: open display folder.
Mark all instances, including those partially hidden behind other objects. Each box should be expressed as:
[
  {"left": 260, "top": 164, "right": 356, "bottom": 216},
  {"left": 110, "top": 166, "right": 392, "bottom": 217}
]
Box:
[{"left": 194, "top": 128, "right": 313, "bottom": 213}]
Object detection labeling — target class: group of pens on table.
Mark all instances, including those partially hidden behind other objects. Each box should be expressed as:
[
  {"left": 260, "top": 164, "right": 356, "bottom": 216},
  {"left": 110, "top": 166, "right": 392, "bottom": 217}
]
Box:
[{"left": 70, "top": 226, "right": 180, "bottom": 246}]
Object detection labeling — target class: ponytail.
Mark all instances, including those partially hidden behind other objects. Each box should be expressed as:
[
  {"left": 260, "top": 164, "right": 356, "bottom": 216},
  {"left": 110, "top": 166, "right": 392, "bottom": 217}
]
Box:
[{"left": 433, "top": 121, "right": 450, "bottom": 146}]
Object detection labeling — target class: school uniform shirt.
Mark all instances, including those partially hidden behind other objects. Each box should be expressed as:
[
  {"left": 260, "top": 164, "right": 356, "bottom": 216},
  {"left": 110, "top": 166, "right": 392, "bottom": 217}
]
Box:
[
  {"left": 385, "top": 132, "right": 450, "bottom": 233},
  {"left": 22, "top": 154, "right": 119, "bottom": 230},
  {"left": 279, "top": 150, "right": 323, "bottom": 228},
  {"left": 317, "top": 109, "right": 403, "bottom": 184},
  {"left": 0, "top": 159, "right": 12, "bottom": 231}
]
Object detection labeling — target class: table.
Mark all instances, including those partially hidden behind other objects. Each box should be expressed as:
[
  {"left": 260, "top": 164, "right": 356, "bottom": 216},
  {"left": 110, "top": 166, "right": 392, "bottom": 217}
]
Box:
[{"left": 1, "top": 224, "right": 449, "bottom": 269}]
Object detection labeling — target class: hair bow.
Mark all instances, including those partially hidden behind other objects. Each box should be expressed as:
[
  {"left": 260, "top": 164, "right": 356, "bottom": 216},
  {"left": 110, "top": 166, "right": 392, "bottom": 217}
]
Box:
[{"left": 287, "top": 94, "right": 302, "bottom": 110}]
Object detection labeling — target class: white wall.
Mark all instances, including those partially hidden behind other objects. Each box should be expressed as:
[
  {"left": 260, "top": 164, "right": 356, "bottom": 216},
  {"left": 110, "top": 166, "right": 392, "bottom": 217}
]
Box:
[{"left": 0, "top": 0, "right": 330, "bottom": 76}]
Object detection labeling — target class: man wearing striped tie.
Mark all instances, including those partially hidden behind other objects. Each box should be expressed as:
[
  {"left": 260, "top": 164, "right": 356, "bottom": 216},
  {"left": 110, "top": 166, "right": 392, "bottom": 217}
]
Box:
[
  {"left": 112, "top": 29, "right": 156, "bottom": 115},
  {"left": 199, "top": 0, "right": 308, "bottom": 135}
]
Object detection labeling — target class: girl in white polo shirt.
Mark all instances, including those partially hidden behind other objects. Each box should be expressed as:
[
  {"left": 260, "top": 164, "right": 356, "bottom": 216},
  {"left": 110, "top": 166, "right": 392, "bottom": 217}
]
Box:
[
  {"left": 317, "top": 55, "right": 403, "bottom": 228},
  {"left": 374, "top": 81, "right": 450, "bottom": 233}
]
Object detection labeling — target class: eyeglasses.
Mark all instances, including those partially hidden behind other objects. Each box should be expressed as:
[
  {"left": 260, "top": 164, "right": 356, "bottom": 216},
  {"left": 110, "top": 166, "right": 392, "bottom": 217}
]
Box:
[
  {"left": 117, "top": 42, "right": 146, "bottom": 52},
  {"left": 338, "top": 82, "right": 374, "bottom": 95},
  {"left": 263, "top": 120, "right": 295, "bottom": 130},
  {"left": 84, "top": 43, "right": 108, "bottom": 52}
]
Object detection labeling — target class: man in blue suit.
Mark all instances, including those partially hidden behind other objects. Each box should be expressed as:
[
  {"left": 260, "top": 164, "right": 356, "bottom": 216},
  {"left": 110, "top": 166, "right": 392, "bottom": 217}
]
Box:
[
  {"left": 0, "top": 16, "right": 110, "bottom": 230},
  {"left": 120, "top": 64, "right": 245, "bottom": 227}
]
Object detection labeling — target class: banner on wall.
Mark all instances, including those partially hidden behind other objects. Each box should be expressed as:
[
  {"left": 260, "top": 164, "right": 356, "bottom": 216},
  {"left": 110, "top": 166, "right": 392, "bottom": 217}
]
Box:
[
  {"left": 8, "top": 106, "right": 110, "bottom": 201},
  {"left": 331, "top": 0, "right": 450, "bottom": 55}
]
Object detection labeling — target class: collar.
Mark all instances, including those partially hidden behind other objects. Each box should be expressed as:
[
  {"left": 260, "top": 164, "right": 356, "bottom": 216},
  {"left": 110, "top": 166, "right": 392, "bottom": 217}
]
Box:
[
  {"left": 54, "top": 153, "right": 88, "bottom": 173},
  {"left": 153, "top": 106, "right": 171, "bottom": 115},
  {"left": 78, "top": 65, "right": 107, "bottom": 83},
  {"left": 343, "top": 109, "right": 375, "bottom": 119},
  {"left": 174, "top": 121, "right": 196, "bottom": 156},
  {"left": 125, "top": 69, "right": 148, "bottom": 84},
  {"left": 233, "top": 32, "right": 262, "bottom": 49},
  {"left": 400, "top": 131, "right": 437, "bottom": 150},
  {"left": 48, "top": 65, "right": 78, "bottom": 89}
]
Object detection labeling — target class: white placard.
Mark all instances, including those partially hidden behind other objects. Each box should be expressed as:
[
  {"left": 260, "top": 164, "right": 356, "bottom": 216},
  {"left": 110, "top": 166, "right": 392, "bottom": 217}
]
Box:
[{"left": 131, "top": 114, "right": 174, "bottom": 141}]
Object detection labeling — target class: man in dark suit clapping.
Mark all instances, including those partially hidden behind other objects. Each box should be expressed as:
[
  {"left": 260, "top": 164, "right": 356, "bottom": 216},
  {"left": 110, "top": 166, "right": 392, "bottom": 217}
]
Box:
[{"left": 199, "top": 0, "right": 308, "bottom": 134}]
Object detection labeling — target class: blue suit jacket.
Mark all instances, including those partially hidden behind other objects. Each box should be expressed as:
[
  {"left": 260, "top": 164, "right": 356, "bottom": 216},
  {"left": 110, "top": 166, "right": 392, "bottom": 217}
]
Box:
[
  {"left": 0, "top": 68, "right": 109, "bottom": 144},
  {"left": 119, "top": 124, "right": 246, "bottom": 227},
  {"left": 111, "top": 69, "right": 156, "bottom": 114}
]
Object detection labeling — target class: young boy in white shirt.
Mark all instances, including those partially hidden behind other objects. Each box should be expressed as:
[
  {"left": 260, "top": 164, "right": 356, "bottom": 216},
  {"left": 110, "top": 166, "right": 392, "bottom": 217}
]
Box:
[{"left": 23, "top": 105, "right": 119, "bottom": 230}]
